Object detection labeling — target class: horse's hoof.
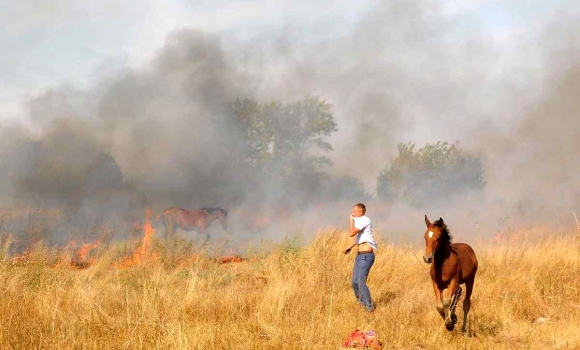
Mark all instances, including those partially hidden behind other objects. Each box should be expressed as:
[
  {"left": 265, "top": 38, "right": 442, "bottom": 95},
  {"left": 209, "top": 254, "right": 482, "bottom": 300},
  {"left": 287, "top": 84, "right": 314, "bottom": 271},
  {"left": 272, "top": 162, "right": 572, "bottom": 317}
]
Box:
[
  {"left": 462, "top": 330, "right": 474, "bottom": 337},
  {"left": 451, "top": 314, "right": 458, "bottom": 324},
  {"left": 445, "top": 323, "right": 455, "bottom": 331}
]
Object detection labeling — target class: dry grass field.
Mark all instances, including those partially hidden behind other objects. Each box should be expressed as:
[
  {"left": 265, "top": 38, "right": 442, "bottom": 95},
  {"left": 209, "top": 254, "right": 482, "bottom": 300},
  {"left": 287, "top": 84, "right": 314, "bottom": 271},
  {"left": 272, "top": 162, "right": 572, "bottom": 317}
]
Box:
[{"left": 0, "top": 221, "right": 579, "bottom": 349}]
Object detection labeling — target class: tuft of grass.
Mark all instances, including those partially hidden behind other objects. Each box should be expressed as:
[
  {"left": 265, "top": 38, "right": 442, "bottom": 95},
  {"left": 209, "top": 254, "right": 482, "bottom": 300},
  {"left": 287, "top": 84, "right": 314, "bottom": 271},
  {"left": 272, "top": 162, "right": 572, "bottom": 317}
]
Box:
[{"left": 0, "top": 227, "right": 578, "bottom": 349}]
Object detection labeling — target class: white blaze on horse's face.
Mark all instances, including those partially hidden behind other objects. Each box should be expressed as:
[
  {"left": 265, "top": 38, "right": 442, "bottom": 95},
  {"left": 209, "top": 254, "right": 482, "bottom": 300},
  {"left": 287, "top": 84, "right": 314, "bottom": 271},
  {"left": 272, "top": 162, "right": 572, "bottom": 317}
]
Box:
[{"left": 424, "top": 227, "right": 440, "bottom": 264}]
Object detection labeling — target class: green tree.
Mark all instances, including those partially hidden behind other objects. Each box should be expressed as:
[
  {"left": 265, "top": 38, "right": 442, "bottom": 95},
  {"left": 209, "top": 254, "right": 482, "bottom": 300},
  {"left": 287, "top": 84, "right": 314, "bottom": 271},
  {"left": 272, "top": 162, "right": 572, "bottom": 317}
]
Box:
[
  {"left": 229, "top": 96, "right": 338, "bottom": 205},
  {"left": 270, "top": 96, "right": 336, "bottom": 170},
  {"left": 228, "top": 98, "right": 274, "bottom": 171},
  {"left": 377, "top": 142, "right": 485, "bottom": 207},
  {"left": 229, "top": 96, "right": 337, "bottom": 176}
]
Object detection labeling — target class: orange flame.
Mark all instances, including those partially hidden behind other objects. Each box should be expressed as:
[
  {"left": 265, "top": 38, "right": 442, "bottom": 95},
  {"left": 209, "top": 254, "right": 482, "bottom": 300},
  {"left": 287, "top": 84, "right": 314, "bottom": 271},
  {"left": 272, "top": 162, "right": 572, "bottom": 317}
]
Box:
[
  {"left": 217, "top": 247, "right": 246, "bottom": 264},
  {"left": 64, "top": 240, "right": 100, "bottom": 269},
  {"left": 75, "top": 242, "right": 100, "bottom": 262},
  {"left": 120, "top": 210, "right": 157, "bottom": 267},
  {"left": 218, "top": 255, "right": 245, "bottom": 264}
]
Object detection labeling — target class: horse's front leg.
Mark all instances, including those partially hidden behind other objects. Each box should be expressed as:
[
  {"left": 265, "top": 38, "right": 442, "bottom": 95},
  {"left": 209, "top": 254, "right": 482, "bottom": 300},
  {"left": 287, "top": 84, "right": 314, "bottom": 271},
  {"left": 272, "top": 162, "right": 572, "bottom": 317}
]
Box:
[
  {"left": 462, "top": 279, "right": 474, "bottom": 335},
  {"left": 443, "top": 278, "right": 459, "bottom": 331},
  {"left": 432, "top": 281, "right": 444, "bottom": 319},
  {"left": 199, "top": 227, "right": 209, "bottom": 245}
]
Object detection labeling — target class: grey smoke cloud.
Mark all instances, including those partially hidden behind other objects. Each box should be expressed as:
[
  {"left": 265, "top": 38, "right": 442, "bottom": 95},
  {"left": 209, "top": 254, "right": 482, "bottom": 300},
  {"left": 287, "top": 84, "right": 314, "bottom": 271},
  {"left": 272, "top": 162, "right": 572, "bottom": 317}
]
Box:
[{"left": 1, "top": 0, "right": 578, "bottom": 245}]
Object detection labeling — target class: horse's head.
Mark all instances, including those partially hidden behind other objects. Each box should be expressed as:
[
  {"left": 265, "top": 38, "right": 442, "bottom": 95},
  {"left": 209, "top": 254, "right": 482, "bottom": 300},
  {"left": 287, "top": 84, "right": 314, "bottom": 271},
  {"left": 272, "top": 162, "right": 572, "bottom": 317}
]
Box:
[
  {"left": 423, "top": 215, "right": 450, "bottom": 264},
  {"left": 217, "top": 209, "right": 229, "bottom": 230}
]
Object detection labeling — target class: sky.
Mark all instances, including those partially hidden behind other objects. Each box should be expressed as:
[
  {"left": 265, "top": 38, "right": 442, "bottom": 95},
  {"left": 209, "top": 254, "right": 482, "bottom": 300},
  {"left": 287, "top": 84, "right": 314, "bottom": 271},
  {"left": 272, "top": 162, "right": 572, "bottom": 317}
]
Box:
[
  {"left": 1, "top": 0, "right": 579, "bottom": 241},
  {"left": 0, "top": 0, "right": 365, "bottom": 117},
  {"left": 0, "top": 0, "right": 562, "bottom": 121}
]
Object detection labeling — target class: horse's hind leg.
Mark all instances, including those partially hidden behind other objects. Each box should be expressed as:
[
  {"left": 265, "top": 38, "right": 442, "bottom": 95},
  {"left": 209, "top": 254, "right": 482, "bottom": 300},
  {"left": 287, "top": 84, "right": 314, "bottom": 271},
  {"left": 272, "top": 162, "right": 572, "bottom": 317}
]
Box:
[
  {"left": 170, "top": 225, "right": 178, "bottom": 237},
  {"left": 163, "top": 221, "right": 171, "bottom": 238},
  {"left": 163, "top": 218, "right": 176, "bottom": 239},
  {"left": 450, "top": 286, "right": 462, "bottom": 325},
  {"left": 462, "top": 279, "right": 474, "bottom": 334},
  {"left": 443, "top": 279, "right": 459, "bottom": 331}
]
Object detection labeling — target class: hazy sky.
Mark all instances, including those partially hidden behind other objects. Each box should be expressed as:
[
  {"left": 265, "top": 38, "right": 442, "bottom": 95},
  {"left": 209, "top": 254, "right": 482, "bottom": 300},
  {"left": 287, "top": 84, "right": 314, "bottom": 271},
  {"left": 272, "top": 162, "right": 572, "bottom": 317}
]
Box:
[
  {"left": 0, "top": 0, "right": 363, "bottom": 119},
  {"left": 1, "top": 0, "right": 566, "bottom": 121}
]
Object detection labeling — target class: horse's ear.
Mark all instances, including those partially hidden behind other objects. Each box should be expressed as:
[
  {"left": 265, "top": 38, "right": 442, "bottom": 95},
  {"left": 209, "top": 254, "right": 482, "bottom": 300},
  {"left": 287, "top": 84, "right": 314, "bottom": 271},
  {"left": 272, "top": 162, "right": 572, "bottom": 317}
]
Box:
[
  {"left": 439, "top": 217, "right": 444, "bottom": 226},
  {"left": 424, "top": 214, "right": 431, "bottom": 227}
]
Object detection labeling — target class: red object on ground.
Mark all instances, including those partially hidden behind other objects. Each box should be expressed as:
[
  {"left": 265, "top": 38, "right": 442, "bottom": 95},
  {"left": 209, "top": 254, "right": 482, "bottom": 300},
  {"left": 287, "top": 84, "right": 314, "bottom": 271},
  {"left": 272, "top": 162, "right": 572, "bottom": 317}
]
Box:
[{"left": 342, "top": 329, "right": 382, "bottom": 349}]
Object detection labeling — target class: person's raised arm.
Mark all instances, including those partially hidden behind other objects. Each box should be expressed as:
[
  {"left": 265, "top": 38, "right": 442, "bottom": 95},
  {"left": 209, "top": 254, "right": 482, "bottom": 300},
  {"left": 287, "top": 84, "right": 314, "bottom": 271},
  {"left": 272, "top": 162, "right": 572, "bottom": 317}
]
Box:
[{"left": 349, "top": 216, "right": 361, "bottom": 237}]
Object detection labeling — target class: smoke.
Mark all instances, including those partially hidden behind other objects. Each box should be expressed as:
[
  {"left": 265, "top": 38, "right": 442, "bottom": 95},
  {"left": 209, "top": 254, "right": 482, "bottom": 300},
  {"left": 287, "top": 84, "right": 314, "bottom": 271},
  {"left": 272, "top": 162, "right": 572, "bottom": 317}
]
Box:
[
  {"left": 466, "top": 11, "right": 580, "bottom": 230},
  {"left": 1, "top": 0, "right": 579, "bottom": 246},
  {"left": 0, "top": 30, "right": 256, "bottom": 244}
]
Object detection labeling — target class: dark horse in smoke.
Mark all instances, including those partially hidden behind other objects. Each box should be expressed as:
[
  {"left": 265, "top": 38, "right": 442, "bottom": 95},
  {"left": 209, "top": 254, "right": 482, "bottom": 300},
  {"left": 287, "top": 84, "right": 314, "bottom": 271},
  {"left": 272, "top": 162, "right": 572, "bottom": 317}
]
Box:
[
  {"left": 162, "top": 207, "right": 228, "bottom": 242},
  {"left": 423, "top": 215, "right": 478, "bottom": 334}
]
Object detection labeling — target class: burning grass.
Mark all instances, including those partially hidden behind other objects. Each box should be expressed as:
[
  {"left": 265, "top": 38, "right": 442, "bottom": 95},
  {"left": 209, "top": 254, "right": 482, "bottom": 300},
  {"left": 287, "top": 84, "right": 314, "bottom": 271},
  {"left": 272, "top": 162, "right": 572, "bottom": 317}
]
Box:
[{"left": 0, "top": 227, "right": 579, "bottom": 349}]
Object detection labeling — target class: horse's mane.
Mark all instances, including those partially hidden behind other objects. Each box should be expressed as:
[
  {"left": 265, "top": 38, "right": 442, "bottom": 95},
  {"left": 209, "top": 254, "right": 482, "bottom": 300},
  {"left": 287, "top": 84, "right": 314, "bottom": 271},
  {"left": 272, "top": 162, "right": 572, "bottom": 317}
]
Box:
[
  {"left": 200, "top": 207, "right": 228, "bottom": 215},
  {"left": 434, "top": 218, "right": 453, "bottom": 245}
]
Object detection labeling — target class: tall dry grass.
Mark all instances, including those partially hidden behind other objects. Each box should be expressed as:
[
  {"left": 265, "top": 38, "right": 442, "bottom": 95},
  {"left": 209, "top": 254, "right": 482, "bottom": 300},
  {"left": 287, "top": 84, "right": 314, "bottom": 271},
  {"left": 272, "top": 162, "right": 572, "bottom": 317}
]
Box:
[{"left": 0, "top": 227, "right": 579, "bottom": 349}]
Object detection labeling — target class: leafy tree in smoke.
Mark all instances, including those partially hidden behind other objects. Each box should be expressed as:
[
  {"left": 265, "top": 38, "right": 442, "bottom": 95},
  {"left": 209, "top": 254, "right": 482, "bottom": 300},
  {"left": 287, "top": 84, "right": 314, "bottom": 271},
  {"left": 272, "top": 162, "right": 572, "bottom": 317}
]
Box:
[
  {"left": 271, "top": 96, "right": 336, "bottom": 173},
  {"left": 229, "top": 96, "right": 338, "bottom": 204},
  {"left": 377, "top": 142, "right": 485, "bottom": 207},
  {"left": 228, "top": 98, "right": 274, "bottom": 172}
]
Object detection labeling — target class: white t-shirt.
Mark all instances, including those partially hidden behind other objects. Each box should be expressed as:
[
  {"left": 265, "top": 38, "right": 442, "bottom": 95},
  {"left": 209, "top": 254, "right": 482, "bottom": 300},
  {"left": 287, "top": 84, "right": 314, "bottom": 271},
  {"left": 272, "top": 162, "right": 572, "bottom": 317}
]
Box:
[{"left": 353, "top": 215, "right": 377, "bottom": 250}]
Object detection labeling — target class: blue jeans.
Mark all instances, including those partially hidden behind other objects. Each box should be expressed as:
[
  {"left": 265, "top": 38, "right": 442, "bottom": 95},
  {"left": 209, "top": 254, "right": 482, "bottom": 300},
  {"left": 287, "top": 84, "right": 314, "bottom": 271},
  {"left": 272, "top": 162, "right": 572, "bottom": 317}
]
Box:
[{"left": 352, "top": 253, "right": 375, "bottom": 311}]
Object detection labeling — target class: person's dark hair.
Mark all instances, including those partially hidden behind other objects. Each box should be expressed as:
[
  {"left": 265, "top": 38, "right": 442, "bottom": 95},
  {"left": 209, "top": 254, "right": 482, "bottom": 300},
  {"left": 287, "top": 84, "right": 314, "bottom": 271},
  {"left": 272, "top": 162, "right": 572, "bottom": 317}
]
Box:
[{"left": 354, "top": 203, "right": 366, "bottom": 214}]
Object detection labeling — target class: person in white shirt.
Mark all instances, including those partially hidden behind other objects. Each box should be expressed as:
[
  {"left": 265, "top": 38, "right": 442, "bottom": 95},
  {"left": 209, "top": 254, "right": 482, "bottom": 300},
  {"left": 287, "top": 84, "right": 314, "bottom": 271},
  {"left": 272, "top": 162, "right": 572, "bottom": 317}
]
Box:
[
  {"left": 344, "top": 203, "right": 377, "bottom": 312},
  {"left": 344, "top": 203, "right": 378, "bottom": 312}
]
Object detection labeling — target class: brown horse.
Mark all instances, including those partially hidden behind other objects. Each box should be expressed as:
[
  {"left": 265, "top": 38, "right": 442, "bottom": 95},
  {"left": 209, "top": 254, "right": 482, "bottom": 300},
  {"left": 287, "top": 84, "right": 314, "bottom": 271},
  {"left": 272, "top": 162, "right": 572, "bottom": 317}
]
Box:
[
  {"left": 162, "top": 207, "right": 228, "bottom": 242},
  {"left": 423, "top": 215, "right": 478, "bottom": 333}
]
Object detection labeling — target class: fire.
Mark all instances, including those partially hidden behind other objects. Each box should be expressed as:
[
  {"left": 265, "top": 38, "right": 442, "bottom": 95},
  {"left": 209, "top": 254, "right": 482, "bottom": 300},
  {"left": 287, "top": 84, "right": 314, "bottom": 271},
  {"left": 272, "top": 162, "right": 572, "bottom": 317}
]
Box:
[
  {"left": 216, "top": 247, "right": 246, "bottom": 264},
  {"left": 63, "top": 240, "right": 100, "bottom": 269},
  {"left": 218, "top": 255, "right": 245, "bottom": 264},
  {"left": 119, "top": 210, "right": 158, "bottom": 267},
  {"left": 72, "top": 241, "right": 100, "bottom": 262},
  {"left": 10, "top": 248, "right": 33, "bottom": 265},
  {"left": 74, "top": 242, "right": 99, "bottom": 261}
]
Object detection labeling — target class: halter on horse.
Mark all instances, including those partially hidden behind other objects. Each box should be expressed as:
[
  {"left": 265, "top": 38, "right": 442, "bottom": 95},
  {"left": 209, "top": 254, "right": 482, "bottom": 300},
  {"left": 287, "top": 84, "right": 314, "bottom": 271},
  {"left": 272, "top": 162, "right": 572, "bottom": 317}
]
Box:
[
  {"left": 162, "top": 207, "right": 228, "bottom": 242},
  {"left": 423, "top": 215, "right": 478, "bottom": 333}
]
